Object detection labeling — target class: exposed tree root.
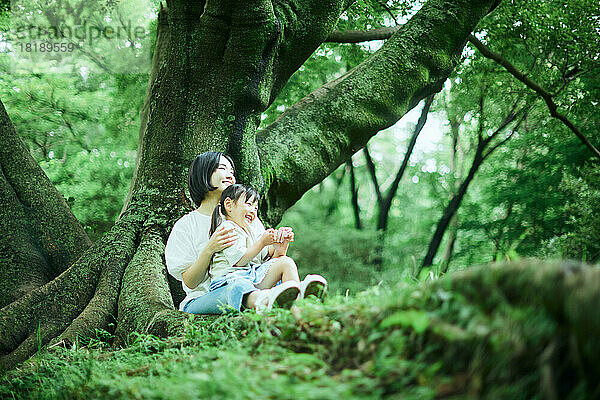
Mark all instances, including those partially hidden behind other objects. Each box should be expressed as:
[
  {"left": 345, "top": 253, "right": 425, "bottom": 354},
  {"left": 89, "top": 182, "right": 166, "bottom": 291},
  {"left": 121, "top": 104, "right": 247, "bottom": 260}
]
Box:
[
  {"left": 0, "top": 323, "right": 65, "bottom": 372},
  {"left": 0, "top": 212, "right": 141, "bottom": 371},
  {"left": 51, "top": 210, "right": 146, "bottom": 347},
  {"left": 115, "top": 227, "right": 186, "bottom": 344}
]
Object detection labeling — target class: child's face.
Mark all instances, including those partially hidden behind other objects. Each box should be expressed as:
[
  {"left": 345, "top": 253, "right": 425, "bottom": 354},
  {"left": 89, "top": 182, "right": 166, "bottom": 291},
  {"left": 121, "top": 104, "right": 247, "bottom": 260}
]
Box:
[{"left": 225, "top": 193, "right": 258, "bottom": 229}]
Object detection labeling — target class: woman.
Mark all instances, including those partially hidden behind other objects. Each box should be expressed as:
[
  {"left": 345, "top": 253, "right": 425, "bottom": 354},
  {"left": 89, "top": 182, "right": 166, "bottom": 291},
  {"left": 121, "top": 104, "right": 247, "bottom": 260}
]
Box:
[{"left": 165, "top": 151, "right": 296, "bottom": 313}]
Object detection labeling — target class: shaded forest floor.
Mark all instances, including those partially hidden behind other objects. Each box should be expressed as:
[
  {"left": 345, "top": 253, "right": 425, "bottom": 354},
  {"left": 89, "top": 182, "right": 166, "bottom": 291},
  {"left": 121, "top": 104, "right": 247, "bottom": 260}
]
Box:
[{"left": 1, "top": 260, "right": 598, "bottom": 399}]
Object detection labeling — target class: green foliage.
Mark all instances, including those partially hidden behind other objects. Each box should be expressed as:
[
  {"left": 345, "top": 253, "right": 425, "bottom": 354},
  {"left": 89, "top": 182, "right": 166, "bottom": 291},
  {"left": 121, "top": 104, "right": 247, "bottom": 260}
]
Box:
[
  {"left": 1, "top": 0, "right": 151, "bottom": 240},
  {"left": 552, "top": 167, "right": 600, "bottom": 262},
  {"left": 281, "top": 196, "right": 382, "bottom": 295},
  {"left": 40, "top": 149, "right": 135, "bottom": 241}
]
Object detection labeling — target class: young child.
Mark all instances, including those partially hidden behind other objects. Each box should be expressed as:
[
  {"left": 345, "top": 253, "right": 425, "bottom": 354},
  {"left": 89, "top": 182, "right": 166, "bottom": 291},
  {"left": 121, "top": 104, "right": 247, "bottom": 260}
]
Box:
[{"left": 208, "top": 184, "right": 327, "bottom": 312}]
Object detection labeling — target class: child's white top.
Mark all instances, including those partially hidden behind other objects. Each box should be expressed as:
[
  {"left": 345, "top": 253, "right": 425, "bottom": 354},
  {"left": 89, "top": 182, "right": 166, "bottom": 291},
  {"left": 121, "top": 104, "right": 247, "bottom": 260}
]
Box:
[
  {"left": 165, "top": 209, "right": 265, "bottom": 310},
  {"left": 209, "top": 220, "right": 268, "bottom": 282}
]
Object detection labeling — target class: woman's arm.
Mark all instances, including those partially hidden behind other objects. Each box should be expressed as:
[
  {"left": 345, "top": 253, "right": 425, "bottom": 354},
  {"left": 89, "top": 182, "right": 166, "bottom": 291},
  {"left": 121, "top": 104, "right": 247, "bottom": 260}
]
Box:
[{"left": 182, "top": 225, "right": 237, "bottom": 289}]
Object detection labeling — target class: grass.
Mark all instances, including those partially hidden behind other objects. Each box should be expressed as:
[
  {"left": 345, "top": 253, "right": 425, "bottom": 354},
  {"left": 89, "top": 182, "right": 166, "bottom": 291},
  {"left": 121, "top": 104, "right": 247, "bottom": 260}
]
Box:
[{"left": 1, "top": 262, "right": 597, "bottom": 399}]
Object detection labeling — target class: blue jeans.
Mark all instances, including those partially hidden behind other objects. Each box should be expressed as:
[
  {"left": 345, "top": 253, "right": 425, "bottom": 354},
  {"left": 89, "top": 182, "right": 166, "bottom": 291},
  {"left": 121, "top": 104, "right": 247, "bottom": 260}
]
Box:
[{"left": 182, "top": 279, "right": 257, "bottom": 314}]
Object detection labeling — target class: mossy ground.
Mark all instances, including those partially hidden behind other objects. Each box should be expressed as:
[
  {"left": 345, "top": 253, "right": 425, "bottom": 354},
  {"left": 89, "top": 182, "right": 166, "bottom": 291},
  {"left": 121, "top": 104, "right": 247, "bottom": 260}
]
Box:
[{"left": 1, "top": 263, "right": 596, "bottom": 399}]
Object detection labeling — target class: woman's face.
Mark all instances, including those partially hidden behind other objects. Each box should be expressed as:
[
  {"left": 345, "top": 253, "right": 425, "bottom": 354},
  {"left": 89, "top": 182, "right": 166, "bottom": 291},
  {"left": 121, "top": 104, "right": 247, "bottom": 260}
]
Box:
[{"left": 210, "top": 156, "right": 235, "bottom": 193}]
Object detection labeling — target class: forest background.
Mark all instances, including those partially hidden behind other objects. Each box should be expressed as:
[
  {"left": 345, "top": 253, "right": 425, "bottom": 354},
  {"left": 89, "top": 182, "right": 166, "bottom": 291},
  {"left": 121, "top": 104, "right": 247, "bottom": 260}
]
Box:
[{"left": 1, "top": 0, "right": 599, "bottom": 398}]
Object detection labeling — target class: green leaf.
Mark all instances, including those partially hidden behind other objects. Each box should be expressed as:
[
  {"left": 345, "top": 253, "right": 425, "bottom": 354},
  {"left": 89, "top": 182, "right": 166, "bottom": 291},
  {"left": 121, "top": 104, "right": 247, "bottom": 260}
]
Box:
[{"left": 380, "top": 310, "right": 430, "bottom": 333}]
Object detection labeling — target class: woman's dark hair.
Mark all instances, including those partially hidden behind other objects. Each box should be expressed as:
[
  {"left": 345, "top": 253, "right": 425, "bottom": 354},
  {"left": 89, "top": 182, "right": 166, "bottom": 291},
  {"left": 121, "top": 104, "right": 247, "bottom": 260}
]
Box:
[
  {"left": 188, "top": 151, "right": 235, "bottom": 207},
  {"left": 210, "top": 184, "right": 260, "bottom": 236}
]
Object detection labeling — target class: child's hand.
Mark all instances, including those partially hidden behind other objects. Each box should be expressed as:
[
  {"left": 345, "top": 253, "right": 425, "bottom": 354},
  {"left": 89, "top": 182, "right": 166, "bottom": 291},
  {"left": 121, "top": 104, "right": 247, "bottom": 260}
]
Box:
[
  {"left": 260, "top": 228, "right": 278, "bottom": 247},
  {"left": 276, "top": 227, "right": 294, "bottom": 243},
  {"left": 272, "top": 227, "right": 293, "bottom": 256}
]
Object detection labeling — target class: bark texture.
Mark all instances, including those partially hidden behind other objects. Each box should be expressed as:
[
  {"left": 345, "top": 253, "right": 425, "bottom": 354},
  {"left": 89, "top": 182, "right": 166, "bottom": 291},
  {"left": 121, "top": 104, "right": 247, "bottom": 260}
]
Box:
[
  {"left": 0, "top": 102, "right": 91, "bottom": 309},
  {"left": 1, "top": 0, "right": 502, "bottom": 370}
]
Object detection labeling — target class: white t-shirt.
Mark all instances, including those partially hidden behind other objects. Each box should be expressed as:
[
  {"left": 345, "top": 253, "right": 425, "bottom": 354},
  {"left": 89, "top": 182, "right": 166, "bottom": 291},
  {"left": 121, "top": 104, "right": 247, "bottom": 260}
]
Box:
[{"left": 165, "top": 209, "right": 265, "bottom": 310}]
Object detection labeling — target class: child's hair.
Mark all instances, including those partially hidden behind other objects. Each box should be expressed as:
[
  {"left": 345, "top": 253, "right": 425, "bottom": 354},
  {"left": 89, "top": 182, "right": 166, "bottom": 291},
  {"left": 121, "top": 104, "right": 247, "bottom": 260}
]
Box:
[
  {"left": 188, "top": 151, "right": 235, "bottom": 207},
  {"left": 210, "top": 184, "right": 260, "bottom": 236}
]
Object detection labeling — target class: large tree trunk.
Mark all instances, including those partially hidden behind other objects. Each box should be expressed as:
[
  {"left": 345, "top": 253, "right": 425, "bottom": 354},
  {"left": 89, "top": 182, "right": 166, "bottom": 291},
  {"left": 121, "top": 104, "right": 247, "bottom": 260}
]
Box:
[
  {"left": 0, "top": 0, "right": 502, "bottom": 370},
  {"left": 0, "top": 102, "right": 92, "bottom": 310}
]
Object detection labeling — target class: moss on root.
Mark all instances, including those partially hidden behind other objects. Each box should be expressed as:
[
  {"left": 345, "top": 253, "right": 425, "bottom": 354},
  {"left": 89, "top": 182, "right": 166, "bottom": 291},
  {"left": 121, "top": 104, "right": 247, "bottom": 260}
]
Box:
[
  {"left": 0, "top": 212, "right": 142, "bottom": 371},
  {"left": 115, "top": 227, "right": 184, "bottom": 344}
]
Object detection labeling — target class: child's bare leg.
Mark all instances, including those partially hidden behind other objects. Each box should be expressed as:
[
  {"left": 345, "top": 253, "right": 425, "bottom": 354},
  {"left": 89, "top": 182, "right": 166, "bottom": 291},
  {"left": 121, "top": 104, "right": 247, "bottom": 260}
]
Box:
[
  {"left": 243, "top": 289, "right": 268, "bottom": 309},
  {"left": 256, "top": 256, "right": 299, "bottom": 289}
]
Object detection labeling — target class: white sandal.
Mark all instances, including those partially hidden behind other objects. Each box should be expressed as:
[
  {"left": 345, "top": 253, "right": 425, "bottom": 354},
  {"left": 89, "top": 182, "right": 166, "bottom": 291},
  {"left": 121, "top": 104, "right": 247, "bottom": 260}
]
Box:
[
  {"left": 298, "top": 274, "right": 328, "bottom": 301},
  {"left": 254, "top": 281, "right": 300, "bottom": 314}
]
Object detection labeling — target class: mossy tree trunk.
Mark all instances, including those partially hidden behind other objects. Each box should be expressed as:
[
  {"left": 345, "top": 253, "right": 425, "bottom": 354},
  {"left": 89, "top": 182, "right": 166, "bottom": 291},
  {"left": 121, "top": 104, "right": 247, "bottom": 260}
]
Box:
[{"left": 0, "top": 0, "right": 502, "bottom": 370}]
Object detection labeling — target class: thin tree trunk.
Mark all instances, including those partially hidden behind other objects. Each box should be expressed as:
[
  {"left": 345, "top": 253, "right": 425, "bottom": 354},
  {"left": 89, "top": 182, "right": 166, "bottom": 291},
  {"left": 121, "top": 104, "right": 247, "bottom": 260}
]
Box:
[
  {"left": 440, "top": 215, "right": 458, "bottom": 273},
  {"left": 325, "top": 167, "right": 347, "bottom": 218},
  {"left": 421, "top": 103, "right": 524, "bottom": 271},
  {"left": 440, "top": 113, "right": 461, "bottom": 273},
  {"left": 377, "top": 95, "right": 434, "bottom": 231},
  {"left": 346, "top": 159, "right": 362, "bottom": 229},
  {"left": 363, "top": 96, "right": 434, "bottom": 267},
  {"left": 362, "top": 146, "right": 384, "bottom": 267},
  {"left": 422, "top": 151, "right": 484, "bottom": 269}
]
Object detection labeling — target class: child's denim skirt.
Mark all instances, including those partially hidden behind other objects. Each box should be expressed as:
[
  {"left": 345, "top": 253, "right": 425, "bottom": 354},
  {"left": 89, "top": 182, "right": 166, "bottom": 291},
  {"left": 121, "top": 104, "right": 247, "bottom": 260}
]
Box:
[{"left": 209, "top": 260, "right": 273, "bottom": 292}]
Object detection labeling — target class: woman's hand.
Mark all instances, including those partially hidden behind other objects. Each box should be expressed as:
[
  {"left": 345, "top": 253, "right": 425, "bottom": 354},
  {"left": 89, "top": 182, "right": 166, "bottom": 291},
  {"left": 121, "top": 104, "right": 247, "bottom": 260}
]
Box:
[{"left": 206, "top": 225, "right": 237, "bottom": 254}]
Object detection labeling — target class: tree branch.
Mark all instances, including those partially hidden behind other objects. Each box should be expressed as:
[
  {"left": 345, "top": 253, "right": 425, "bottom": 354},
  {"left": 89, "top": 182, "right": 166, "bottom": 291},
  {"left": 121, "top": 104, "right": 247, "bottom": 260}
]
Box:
[
  {"left": 326, "top": 26, "right": 401, "bottom": 43},
  {"left": 483, "top": 111, "right": 527, "bottom": 160},
  {"left": 467, "top": 34, "right": 600, "bottom": 162},
  {"left": 258, "top": 0, "right": 501, "bottom": 224},
  {"left": 269, "top": 0, "right": 352, "bottom": 101}
]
